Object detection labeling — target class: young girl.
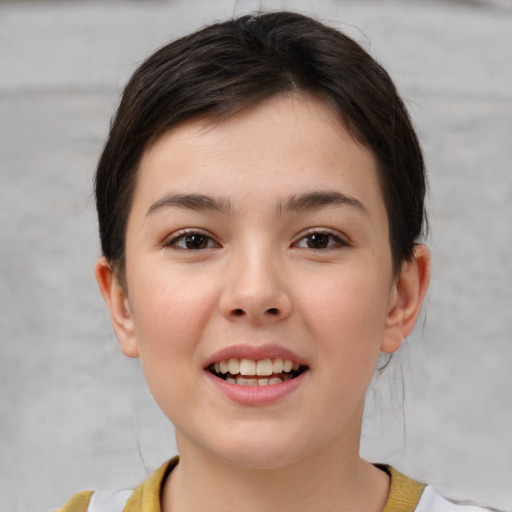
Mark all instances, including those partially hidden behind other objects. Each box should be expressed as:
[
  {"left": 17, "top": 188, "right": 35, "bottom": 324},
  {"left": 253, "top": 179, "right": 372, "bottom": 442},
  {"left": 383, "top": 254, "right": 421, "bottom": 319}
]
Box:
[{"left": 56, "top": 11, "right": 495, "bottom": 512}]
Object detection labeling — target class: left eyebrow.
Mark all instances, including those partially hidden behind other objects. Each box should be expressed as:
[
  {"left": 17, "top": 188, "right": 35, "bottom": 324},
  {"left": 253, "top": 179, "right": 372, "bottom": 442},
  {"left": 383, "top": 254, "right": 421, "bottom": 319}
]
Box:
[
  {"left": 146, "top": 193, "right": 233, "bottom": 217},
  {"left": 277, "top": 191, "right": 368, "bottom": 216}
]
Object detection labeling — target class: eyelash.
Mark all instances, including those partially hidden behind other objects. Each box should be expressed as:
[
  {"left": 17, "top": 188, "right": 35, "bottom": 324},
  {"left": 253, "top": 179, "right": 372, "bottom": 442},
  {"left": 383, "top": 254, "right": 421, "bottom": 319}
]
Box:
[
  {"left": 293, "top": 230, "right": 349, "bottom": 250},
  {"left": 162, "top": 229, "right": 349, "bottom": 251},
  {"left": 162, "top": 230, "right": 220, "bottom": 250}
]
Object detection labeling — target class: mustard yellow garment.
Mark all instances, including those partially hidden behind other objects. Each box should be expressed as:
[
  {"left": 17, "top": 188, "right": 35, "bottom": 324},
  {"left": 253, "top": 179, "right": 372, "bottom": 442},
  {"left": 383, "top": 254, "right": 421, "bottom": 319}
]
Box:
[
  {"left": 382, "top": 465, "right": 425, "bottom": 512},
  {"left": 56, "top": 458, "right": 425, "bottom": 512}
]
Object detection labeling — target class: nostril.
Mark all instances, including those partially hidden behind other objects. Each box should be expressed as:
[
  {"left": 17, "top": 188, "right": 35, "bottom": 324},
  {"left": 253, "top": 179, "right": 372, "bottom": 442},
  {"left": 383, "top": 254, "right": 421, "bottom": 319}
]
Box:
[
  {"left": 233, "top": 308, "right": 245, "bottom": 316},
  {"left": 266, "top": 308, "right": 279, "bottom": 315}
]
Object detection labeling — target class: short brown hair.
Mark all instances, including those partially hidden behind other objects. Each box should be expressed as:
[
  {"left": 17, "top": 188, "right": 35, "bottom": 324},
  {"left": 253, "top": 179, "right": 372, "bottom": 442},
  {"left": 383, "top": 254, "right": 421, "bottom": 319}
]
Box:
[{"left": 95, "top": 11, "right": 426, "bottom": 275}]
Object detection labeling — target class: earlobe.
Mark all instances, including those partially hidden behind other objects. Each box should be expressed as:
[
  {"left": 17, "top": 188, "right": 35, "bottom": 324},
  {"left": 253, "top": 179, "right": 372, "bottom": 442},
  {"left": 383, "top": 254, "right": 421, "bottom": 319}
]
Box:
[
  {"left": 94, "top": 257, "right": 139, "bottom": 358},
  {"left": 381, "top": 245, "right": 431, "bottom": 354}
]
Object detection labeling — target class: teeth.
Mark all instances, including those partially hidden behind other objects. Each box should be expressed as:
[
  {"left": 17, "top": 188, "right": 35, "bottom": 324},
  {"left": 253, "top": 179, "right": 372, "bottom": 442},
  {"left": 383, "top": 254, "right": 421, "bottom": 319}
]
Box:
[
  {"left": 228, "top": 358, "right": 240, "bottom": 374},
  {"left": 220, "top": 360, "right": 229, "bottom": 374},
  {"left": 231, "top": 376, "right": 285, "bottom": 386},
  {"left": 211, "top": 357, "right": 304, "bottom": 385},
  {"left": 256, "top": 359, "right": 273, "bottom": 376},
  {"left": 214, "top": 357, "right": 300, "bottom": 376},
  {"left": 282, "top": 360, "right": 293, "bottom": 372},
  {"left": 272, "top": 358, "right": 283, "bottom": 373},
  {"left": 236, "top": 377, "right": 258, "bottom": 386},
  {"left": 239, "top": 358, "right": 256, "bottom": 376}
]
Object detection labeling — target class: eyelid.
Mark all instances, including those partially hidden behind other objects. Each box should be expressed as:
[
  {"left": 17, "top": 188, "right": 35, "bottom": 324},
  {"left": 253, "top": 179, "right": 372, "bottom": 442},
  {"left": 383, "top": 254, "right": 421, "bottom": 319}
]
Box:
[
  {"left": 292, "top": 228, "right": 350, "bottom": 249},
  {"left": 161, "top": 228, "right": 220, "bottom": 249}
]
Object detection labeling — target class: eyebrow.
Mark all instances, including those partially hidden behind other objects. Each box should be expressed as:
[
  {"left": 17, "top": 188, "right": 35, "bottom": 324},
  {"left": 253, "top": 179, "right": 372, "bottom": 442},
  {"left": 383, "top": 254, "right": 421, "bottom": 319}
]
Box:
[
  {"left": 146, "top": 191, "right": 366, "bottom": 218},
  {"left": 146, "top": 193, "right": 233, "bottom": 217},
  {"left": 277, "top": 191, "right": 367, "bottom": 216}
]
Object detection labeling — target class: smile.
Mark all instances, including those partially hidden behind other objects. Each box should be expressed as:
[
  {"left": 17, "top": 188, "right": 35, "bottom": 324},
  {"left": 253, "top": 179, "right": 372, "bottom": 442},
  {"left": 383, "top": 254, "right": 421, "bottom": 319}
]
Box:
[{"left": 208, "top": 358, "right": 307, "bottom": 387}]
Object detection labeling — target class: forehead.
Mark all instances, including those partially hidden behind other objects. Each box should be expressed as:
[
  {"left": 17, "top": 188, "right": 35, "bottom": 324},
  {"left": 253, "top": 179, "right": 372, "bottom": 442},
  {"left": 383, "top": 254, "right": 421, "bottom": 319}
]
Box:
[
  {"left": 132, "top": 93, "right": 386, "bottom": 225},
  {"left": 136, "top": 94, "right": 377, "bottom": 201}
]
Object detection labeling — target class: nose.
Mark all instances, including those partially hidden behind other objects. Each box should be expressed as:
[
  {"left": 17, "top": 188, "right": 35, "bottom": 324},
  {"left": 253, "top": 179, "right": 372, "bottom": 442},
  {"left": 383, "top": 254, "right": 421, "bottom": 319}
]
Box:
[{"left": 220, "top": 247, "right": 292, "bottom": 324}]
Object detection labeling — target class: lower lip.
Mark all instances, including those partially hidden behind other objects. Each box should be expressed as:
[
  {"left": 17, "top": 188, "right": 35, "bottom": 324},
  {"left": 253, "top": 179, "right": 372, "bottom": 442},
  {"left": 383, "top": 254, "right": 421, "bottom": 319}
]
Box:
[{"left": 204, "top": 370, "right": 307, "bottom": 405}]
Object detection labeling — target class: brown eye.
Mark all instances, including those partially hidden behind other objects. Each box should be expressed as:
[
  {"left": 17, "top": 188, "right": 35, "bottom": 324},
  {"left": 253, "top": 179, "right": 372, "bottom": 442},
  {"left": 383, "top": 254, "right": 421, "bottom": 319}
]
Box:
[
  {"left": 183, "top": 234, "right": 209, "bottom": 249},
  {"left": 306, "top": 233, "right": 330, "bottom": 249},
  {"left": 166, "top": 232, "right": 218, "bottom": 250},
  {"left": 294, "top": 232, "right": 346, "bottom": 250}
]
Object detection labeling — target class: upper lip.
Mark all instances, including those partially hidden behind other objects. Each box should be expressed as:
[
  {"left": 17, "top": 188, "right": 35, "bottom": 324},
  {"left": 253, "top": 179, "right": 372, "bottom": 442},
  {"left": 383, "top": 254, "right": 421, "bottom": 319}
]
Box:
[{"left": 203, "top": 343, "right": 307, "bottom": 368}]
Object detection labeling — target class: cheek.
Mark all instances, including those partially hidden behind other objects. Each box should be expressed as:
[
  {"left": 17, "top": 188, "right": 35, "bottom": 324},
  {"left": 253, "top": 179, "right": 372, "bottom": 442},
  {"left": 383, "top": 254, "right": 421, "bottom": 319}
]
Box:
[
  {"left": 127, "top": 270, "right": 215, "bottom": 379},
  {"left": 301, "top": 265, "right": 391, "bottom": 367},
  {"left": 309, "top": 265, "right": 390, "bottom": 325}
]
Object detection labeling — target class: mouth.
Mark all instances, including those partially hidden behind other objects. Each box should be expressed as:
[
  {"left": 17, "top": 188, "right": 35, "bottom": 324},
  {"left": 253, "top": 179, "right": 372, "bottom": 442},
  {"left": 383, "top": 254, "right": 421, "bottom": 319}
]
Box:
[{"left": 207, "top": 358, "right": 308, "bottom": 387}]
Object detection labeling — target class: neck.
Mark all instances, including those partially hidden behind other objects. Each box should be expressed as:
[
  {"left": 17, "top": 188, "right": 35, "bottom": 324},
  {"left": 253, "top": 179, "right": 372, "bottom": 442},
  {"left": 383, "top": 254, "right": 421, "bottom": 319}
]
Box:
[{"left": 162, "top": 427, "right": 389, "bottom": 512}]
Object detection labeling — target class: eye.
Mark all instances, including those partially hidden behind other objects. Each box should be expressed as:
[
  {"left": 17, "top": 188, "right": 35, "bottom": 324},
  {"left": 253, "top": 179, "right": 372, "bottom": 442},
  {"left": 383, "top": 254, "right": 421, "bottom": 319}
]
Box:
[
  {"left": 164, "top": 231, "right": 219, "bottom": 250},
  {"left": 294, "top": 231, "right": 347, "bottom": 250}
]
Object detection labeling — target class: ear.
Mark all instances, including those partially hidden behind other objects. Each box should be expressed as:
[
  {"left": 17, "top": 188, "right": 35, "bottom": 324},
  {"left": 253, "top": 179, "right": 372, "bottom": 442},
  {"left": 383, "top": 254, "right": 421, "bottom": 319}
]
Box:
[
  {"left": 94, "top": 256, "right": 139, "bottom": 358},
  {"left": 381, "top": 244, "right": 431, "bottom": 354}
]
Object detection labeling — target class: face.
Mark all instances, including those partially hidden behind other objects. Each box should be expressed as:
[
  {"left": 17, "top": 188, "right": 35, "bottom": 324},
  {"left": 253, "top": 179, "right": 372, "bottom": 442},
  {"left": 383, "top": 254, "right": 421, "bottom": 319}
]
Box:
[{"left": 99, "top": 94, "right": 425, "bottom": 470}]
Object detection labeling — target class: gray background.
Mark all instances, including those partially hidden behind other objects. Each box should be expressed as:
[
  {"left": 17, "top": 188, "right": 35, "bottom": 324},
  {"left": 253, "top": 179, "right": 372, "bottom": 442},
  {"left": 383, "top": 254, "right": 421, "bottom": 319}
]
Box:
[{"left": 0, "top": 0, "right": 511, "bottom": 511}]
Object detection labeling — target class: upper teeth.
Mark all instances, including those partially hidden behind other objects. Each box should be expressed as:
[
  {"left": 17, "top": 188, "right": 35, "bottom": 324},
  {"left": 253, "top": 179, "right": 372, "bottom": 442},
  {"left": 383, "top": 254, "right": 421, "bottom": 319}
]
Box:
[{"left": 213, "top": 358, "right": 300, "bottom": 376}]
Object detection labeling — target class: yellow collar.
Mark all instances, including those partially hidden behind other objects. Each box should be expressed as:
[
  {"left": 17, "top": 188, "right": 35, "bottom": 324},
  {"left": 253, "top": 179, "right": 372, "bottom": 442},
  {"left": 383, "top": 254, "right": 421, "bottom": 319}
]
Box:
[
  {"left": 379, "top": 465, "right": 426, "bottom": 512},
  {"left": 125, "top": 458, "right": 425, "bottom": 512},
  {"left": 124, "top": 457, "right": 178, "bottom": 512}
]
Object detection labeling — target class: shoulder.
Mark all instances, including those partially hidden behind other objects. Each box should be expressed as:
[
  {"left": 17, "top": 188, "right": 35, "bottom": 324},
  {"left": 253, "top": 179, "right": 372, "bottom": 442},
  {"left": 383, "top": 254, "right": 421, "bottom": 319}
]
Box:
[
  {"left": 53, "top": 457, "right": 177, "bottom": 512},
  {"left": 381, "top": 466, "right": 499, "bottom": 512},
  {"left": 52, "top": 490, "right": 93, "bottom": 512},
  {"left": 53, "top": 490, "right": 132, "bottom": 512},
  {"left": 416, "top": 486, "right": 502, "bottom": 512}
]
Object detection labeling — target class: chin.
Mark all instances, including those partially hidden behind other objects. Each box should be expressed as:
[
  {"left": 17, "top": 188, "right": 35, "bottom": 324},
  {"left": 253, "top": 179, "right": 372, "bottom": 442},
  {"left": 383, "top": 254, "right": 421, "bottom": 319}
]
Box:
[
  {"left": 219, "top": 448, "right": 300, "bottom": 471},
  {"left": 203, "top": 428, "right": 316, "bottom": 471}
]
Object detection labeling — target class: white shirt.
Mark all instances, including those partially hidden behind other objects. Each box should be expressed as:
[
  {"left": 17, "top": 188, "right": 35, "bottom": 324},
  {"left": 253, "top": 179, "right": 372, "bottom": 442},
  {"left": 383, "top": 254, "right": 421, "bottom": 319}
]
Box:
[{"left": 85, "top": 485, "right": 496, "bottom": 512}]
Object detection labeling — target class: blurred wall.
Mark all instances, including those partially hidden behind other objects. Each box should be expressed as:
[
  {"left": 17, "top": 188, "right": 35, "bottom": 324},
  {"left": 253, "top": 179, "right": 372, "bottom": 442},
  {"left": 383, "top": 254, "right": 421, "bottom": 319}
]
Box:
[{"left": 0, "top": 1, "right": 511, "bottom": 511}]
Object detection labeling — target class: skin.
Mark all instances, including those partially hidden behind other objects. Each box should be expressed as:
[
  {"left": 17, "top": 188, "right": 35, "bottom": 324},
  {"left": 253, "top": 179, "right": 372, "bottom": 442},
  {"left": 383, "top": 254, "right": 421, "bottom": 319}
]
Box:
[{"left": 96, "top": 93, "right": 430, "bottom": 512}]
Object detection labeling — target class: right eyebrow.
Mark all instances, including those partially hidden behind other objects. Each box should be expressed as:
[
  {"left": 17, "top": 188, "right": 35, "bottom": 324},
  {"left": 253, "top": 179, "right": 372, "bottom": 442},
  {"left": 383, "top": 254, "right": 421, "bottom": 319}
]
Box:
[
  {"left": 146, "top": 193, "right": 234, "bottom": 217},
  {"left": 277, "top": 191, "right": 368, "bottom": 216}
]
